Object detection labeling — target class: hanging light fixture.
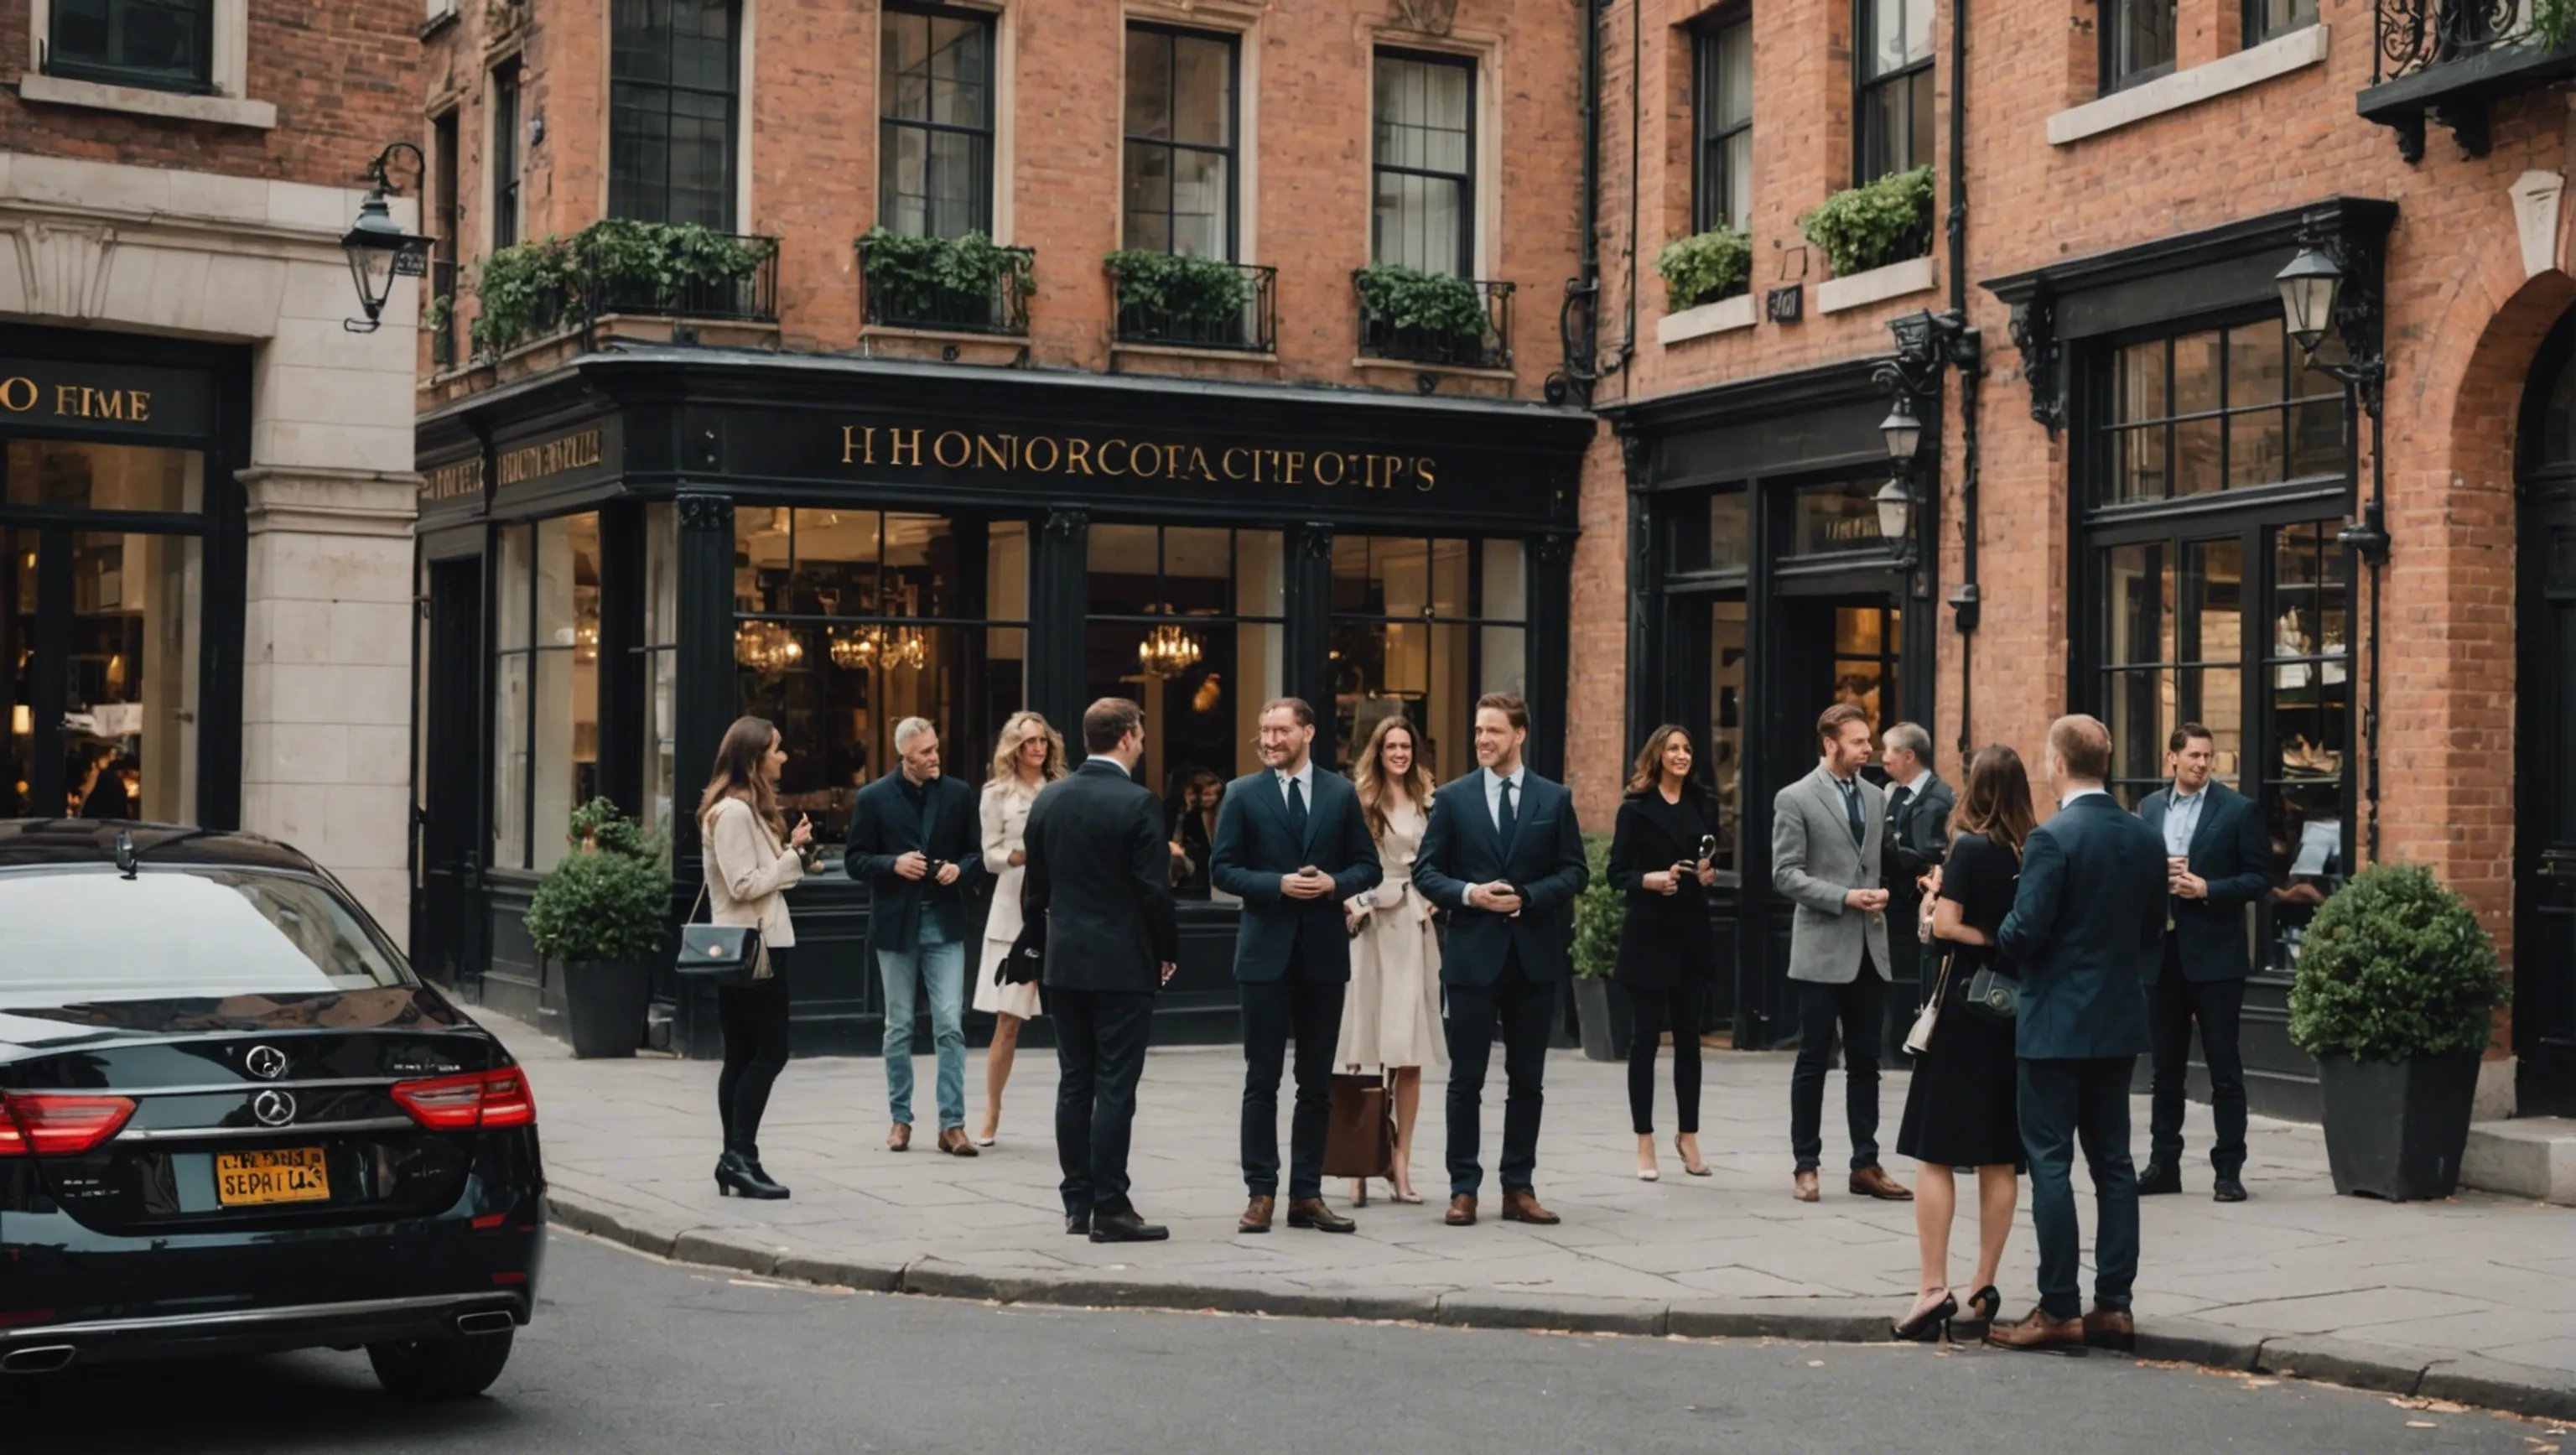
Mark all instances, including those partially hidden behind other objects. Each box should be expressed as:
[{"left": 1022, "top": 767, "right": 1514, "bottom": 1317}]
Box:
[
  {"left": 340, "top": 142, "right": 434, "bottom": 334},
  {"left": 828, "top": 625, "right": 879, "bottom": 669},
  {"left": 1138, "top": 622, "right": 1203, "bottom": 678},
  {"left": 734, "top": 621, "right": 803, "bottom": 671}
]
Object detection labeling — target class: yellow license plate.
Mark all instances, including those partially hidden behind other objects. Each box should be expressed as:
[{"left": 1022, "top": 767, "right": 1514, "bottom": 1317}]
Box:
[{"left": 214, "top": 1146, "right": 330, "bottom": 1207}]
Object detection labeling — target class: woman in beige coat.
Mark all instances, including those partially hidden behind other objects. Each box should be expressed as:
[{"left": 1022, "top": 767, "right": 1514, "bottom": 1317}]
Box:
[
  {"left": 1337, "top": 715, "right": 1445, "bottom": 1205},
  {"left": 700, "top": 715, "right": 812, "bottom": 1200},
  {"left": 972, "top": 710, "right": 1066, "bottom": 1146}
]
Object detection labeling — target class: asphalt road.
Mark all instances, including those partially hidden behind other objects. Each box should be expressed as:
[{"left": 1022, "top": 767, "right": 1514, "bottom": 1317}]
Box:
[{"left": 4, "top": 1232, "right": 2555, "bottom": 1455}]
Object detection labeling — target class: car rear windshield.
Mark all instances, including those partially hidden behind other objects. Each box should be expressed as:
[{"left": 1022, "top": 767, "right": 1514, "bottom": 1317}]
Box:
[{"left": 0, "top": 866, "right": 412, "bottom": 1002}]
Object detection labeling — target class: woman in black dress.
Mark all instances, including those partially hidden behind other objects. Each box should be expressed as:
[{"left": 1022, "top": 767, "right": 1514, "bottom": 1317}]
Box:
[
  {"left": 1607, "top": 724, "right": 1722, "bottom": 1182},
  {"left": 1893, "top": 743, "right": 2036, "bottom": 1341}
]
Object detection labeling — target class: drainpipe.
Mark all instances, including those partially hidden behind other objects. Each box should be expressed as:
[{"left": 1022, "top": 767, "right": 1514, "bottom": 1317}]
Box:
[
  {"left": 1944, "top": 0, "right": 1982, "bottom": 757},
  {"left": 1552, "top": 0, "right": 1606, "bottom": 406}
]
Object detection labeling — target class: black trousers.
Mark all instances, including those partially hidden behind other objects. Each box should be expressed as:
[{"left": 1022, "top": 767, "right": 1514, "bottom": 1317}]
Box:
[
  {"left": 1240, "top": 965, "right": 1348, "bottom": 1200},
  {"left": 1789, "top": 965, "right": 1886, "bottom": 1172},
  {"left": 716, "top": 949, "right": 793, "bottom": 1157},
  {"left": 2021, "top": 1055, "right": 2141, "bottom": 1319},
  {"left": 1444, "top": 953, "right": 1555, "bottom": 1197},
  {"left": 1049, "top": 985, "right": 1156, "bottom": 1217},
  {"left": 2148, "top": 943, "right": 2250, "bottom": 1177},
  {"left": 1626, "top": 981, "right": 1705, "bottom": 1135}
]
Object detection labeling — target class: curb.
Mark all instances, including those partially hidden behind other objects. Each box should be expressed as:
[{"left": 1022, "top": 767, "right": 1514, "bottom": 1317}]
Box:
[{"left": 542, "top": 1190, "right": 2576, "bottom": 1421}]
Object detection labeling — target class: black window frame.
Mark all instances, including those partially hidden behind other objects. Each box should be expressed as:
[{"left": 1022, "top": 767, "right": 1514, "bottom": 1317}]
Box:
[
  {"left": 491, "top": 57, "right": 523, "bottom": 251},
  {"left": 2101, "top": 0, "right": 2178, "bottom": 95},
  {"left": 47, "top": 0, "right": 216, "bottom": 95},
  {"left": 2241, "top": 0, "right": 2319, "bottom": 48},
  {"left": 608, "top": 0, "right": 742, "bottom": 231},
  {"left": 877, "top": 0, "right": 1000, "bottom": 241},
  {"left": 1120, "top": 22, "right": 1243, "bottom": 261},
  {"left": 1370, "top": 47, "right": 1478, "bottom": 278},
  {"left": 1326, "top": 533, "right": 1529, "bottom": 782},
  {"left": 1691, "top": 8, "right": 1753, "bottom": 236},
  {"left": 1853, "top": 0, "right": 1934, "bottom": 183}
]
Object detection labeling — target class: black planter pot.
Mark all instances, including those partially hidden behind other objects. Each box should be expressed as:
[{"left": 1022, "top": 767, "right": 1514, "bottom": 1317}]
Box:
[
  {"left": 560, "top": 959, "right": 654, "bottom": 1059},
  {"left": 2316, "top": 1050, "right": 2482, "bottom": 1200},
  {"left": 1572, "top": 976, "right": 1636, "bottom": 1063}
]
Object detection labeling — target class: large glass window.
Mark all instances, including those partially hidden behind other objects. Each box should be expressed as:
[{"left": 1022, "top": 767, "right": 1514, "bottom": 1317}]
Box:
[
  {"left": 1124, "top": 25, "right": 1239, "bottom": 259},
  {"left": 610, "top": 0, "right": 740, "bottom": 229},
  {"left": 880, "top": 3, "right": 996, "bottom": 240},
  {"left": 1857, "top": 0, "right": 1934, "bottom": 181},
  {"left": 2104, "top": 319, "right": 2346, "bottom": 507},
  {"left": 491, "top": 58, "right": 523, "bottom": 250},
  {"left": 1372, "top": 50, "right": 1475, "bottom": 276},
  {"left": 49, "top": 0, "right": 212, "bottom": 94},
  {"left": 1707, "top": 598, "right": 1747, "bottom": 871},
  {"left": 1327, "top": 536, "right": 1525, "bottom": 785},
  {"left": 1693, "top": 14, "right": 1753, "bottom": 235},
  {"left": 2102, "top": 0, "right": 2176, "bottom": 92},
  {"left": 2244, "top": 0, "right": 2318, "bottom": 45},
  {"left": 490, "top": 514, "right": 601, "bottom": 872}
]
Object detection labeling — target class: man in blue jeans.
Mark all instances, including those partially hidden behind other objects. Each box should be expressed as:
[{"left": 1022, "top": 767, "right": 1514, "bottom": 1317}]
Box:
[{"left": 847, "top": 717, "right": 984, "bottom": 1156}]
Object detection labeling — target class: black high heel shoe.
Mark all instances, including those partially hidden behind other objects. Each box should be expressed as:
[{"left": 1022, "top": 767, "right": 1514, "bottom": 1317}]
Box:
[
  {"left": 714, "top": 1151, "right": 790, "bottom": 1200},
  {"left": 1891, "top": 1292, "right": 1958, "bottom": 1343},
  {"left": 1966, "top": 1286, "right": 2002, "bottom": 1323}
]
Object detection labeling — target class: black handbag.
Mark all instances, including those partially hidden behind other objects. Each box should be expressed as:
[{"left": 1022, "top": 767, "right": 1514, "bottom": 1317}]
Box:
[
  {"left": 999, "top": 913, "right": 1044, "bottom": 986},
  {"left": 676, "top": 882, "right": 762, "bottom": 988},
  {"left": 1961, "top": 964, "right": 2019, "bottom": 1023}
]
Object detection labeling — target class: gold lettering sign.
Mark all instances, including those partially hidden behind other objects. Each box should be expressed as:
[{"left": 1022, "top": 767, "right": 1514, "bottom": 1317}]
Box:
[
  {"left": 423, "top": 458, "right": 486, "bottom": 502},
  {"left": 496, "top": 429, "right": 605, "bottom": 489},
  {"left": 0, "top": 377, "right": 153, "bottom": 424},
  {"left": 840, "top": 423, "right": 1437, "bottom": 493}
]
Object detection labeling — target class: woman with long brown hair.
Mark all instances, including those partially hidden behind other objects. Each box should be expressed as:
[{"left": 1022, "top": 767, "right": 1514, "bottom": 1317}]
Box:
[
  {"left": 972, "top": 710, "right": 1067, "bottom": 1146},
  {"left": 1892, "top": 744, "right": 2038, "bottom": 1340},
  {"left": 1607, "top": 724, "right": 1723, "bottom": 1181},
  {"left": 1335, "top": 714, "right": 1443, "bottom": 1205},
  {"left": 699, "top": 715, "right": 813, "bottom": 1200}
]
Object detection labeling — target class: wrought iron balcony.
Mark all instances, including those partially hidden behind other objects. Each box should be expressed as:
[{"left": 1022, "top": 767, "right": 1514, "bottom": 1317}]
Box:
[
  {"left": 1353, "top": 275, "right": 1515, "bottom": 371},
  {"left": 590, "top": 233, "right": 782, "bottom": 323},
  {"left": 856, "top": 236, "right": 1034, "bottom": 336},
  {"left": 1114, "top": 262, "right": 1277, "bottom": 352},
  {"left": 2361, "top": 0, "right": 2576, "bottom": 160}
]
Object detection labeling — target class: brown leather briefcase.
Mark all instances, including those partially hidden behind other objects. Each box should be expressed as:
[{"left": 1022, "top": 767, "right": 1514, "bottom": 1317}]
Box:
[{"left": 1322, "top": 1072, "right": 1395, "bottom": 1180}]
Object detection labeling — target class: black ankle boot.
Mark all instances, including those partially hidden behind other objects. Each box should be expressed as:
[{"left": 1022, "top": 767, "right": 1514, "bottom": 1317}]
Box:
[{"left": 715, "top": 1150, "right": 790, "bottom": 1200}]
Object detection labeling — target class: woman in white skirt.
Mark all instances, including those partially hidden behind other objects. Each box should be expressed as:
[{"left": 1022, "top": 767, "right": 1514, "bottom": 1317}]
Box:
[
  {"left": 973, "top": 710, "right": 1067, "bottom": 1146},
  {"left": 1338, "top": 715, "right": 1445, "bottom": 1205}
]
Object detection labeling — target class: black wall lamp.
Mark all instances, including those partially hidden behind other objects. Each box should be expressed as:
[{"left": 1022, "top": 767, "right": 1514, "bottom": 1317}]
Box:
[
  {"left": 1872, "top": 309, "right": 1980, "bottom": 594},
  {"left": 343, "top": 142, "right": 436, "bottom": 335}
]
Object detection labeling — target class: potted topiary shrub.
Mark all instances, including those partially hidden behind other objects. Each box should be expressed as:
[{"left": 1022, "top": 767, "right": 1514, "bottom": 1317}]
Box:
[
  {"left": 525, "top": 798, "right": 671, "bottom": 1059},
  {"left": 1570, "top": 834, "right": 1632, "bottom": 1062},
  {"left": 2288, "top": 862, "right": 2510, "bottom": 1200}
]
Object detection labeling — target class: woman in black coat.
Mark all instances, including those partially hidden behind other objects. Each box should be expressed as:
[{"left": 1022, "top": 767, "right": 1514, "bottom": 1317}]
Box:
[{"left": 1607, "top": 723, "right": 1722, "bottom": 1182}]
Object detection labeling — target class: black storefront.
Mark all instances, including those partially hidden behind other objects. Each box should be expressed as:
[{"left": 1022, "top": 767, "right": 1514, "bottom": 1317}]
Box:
[
  {"left": 413, "top": 347, "right": 1592, "bottom": 1056},
  {"left": 1607, "top": 356, "right": 1941, "bottom": 1051}
]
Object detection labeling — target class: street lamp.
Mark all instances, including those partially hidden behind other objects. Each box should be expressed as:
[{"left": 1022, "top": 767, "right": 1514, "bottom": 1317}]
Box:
[
  {"left": 342, "top": 142, "right": 434, "bottom": 334},
  {"left": 2274, "top": 247, "right": 2343, "bottom": 356},
  {"left": 1878, "top": 396, "right": 1924, "bottom": 463},
  {"left": 1873, "top": 476, "right": 1914, "bottom": 549}
]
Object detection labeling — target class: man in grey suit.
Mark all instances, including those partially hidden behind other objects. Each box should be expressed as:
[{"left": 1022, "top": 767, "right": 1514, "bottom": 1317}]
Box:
[{"left": 1771, "top": 702, "right": 1913, "bottom": 1203}]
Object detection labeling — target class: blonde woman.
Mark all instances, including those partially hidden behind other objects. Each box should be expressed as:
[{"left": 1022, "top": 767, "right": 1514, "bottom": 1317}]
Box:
[
  {"left": 973, "top": 710, "right": 1067, "bottom": 1146},
  {"left": 699, "top": 715, "right": 813, "bottom": 1201},
  {"left": 1337, "top": 715, "right": 1444, "bottom": 1205}
]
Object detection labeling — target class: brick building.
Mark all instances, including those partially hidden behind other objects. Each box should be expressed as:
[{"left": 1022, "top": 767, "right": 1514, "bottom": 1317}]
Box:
[
  {"left": 0, "top": 0, "right": 424, "bottom": 936},
  {"left": 1578, "top": 0, "right": 2571, "bottom": 1119},
  {"left": 407, "top": 0, "right": 1593, "bottom": 1051}
]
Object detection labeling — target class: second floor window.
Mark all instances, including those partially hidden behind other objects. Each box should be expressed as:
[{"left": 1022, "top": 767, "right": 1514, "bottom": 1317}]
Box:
[
  {"left": 1693, "top": 13, "right": 1752, "bottom": 234},
  {"left": 50, "top": 0, "right": 212, "bottom": 93},
  {"left": 1373, "top": 51, "right": 1476, "bottom": 276},
  {"left": 880, "top": 3, "right": 996, "bottom": 239},
  {"left": 2243, "top": 0, "right": 2318, "bottom": 46},
  {"left": 609, "top": 0, "right": 739, "bottom": 230},
  {"left": 1123, "top": 25, "right": 1239, "bottom": 258},
  {"left": 491, "top": 60, "right": 523, "bottom": 250},
  {"left": 2103, "top": 0, "right": 2177, "bottom": 92},
  {"left": 1856, "top": 0, "right": 1933, "bottom": 181}
]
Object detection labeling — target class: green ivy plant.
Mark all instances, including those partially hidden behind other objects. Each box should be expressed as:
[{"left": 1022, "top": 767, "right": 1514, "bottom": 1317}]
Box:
[
  {"left": 1571, "top": 834, "right": 1621, "bottom": 980},
  {"left": 860, "top": 226, "right": 1033, "bottom": 324},
  {"left": 1104, "top": 249, "right": 1251, "bottom": 325},
  {"left": 1654, "top": 226, "right": 1753, "bottom": 312},
  {"left": 526, "top": 798, "right": 670, "bottom": 965},
  {"left": 2288, "top": 863, "right": 2508, "bottom": 1063},
  {"left": 2537, "top": 0, "right": 2576, "bottom": 49},
  {"left": 424, "top": 292, "right": 453, "bottom": 337},
  {"left": 1352, "top": 263, "right": 1492, "bottom": 349},
  {"left": 1798, "top": 165, "right": 1935, "bottom": 278},
  {"left": 468, "top": 221, "right": 776, "bottom": 356}
]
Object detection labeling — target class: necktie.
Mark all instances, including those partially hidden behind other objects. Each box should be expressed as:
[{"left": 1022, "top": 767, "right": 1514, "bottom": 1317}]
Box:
[
  {"left": 1497, "top": 777, "right": 1518, "bottom": 848},
  {"left": 1842, "top": 780, "right": 1865, "bottom": 847},
  {"left": 1285, "top": 776, "right": 1308, "bottom": 843},
  {"left": 1888, "top": 784, "right": 1912, "bottom": 834}
]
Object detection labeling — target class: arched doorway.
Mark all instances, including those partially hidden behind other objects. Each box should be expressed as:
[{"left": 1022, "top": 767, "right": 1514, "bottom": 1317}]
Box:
[{"left": 2514, "top": 312, "right": 2576, "bottom": 1117}]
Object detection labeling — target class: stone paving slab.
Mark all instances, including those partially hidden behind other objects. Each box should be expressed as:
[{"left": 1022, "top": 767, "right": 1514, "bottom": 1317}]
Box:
[{"left": 486, "top": 1010, "right": 2576, "bottom": 1419}]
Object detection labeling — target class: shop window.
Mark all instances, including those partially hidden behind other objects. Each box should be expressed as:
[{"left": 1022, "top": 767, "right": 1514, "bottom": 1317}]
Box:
[
  {"left": 733, "top": 510, "right": 1026, "bottom": 857},
  {"left": 1123, "top": 24, "right": 1239, "bottom": 259},
  {"left": 1692, "top": 12, "right": 1752, "bottom": 234},
  {"left": 1328, "top": 535, "right": 1526, "bottom": 785},
  {"left": 640, "top": 502, "right": 678, "bottom": 839},
  {"left": 2104, "top": 319, "right": 2345, "bottom": 507},
  {"left": 1791, "top": 476, "right": 1890, "bottom": 557},
  {"left": 1855, "top": 0, "right": 1933, "bottom": 181},
  {"left": 48, "top": 0, "right": 214, "bottom": 94},
  {"left": 1371, "top": 49, "right": 1475, "bottom": 276},
  {"left": 2244, "top": 0, "right": 2317, "bottom": 46},
  {"left": 6, "top": 438, "right": 201, "bottom": 513},
  {"left": 880, "top": 2, "right": 996, "bottom": 240},
  {"left": 1831, "top": 603, "right": 1902, "bottom": 743},
  {"left": 1665, "top": 487, "right": 1751, "bottom": 578},
  {"left": 1706, "top": 598, "right": 1747, "bottom": 871},
  {"left": 490, "top": 514, "right": 602, "bottom": 872},
  {"left": 2101, "top": 0, "right": 2176, "bottom": 92},
  {"left": 610, "top": 0, "right": 740, "bottom": 230}
]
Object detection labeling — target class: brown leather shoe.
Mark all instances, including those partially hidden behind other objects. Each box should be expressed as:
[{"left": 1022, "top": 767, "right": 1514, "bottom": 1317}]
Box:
[
  {"left": 1286, "top": 1197, "right": 1357, "bottom": 1233},
  {"left": 1239, "top": 1194, "right": 1275, "bottom": 1234},
  {"left": 1793, "top": 1169, "right": 1821, "bottom": 1203},
  {"left": 1849, "top": 1166, "right": 1914, "bottom": 1201},
  {"left": 886, "top": 1123, "right": 911, "bottom": 1152},
  {"left": 1985, "top": 1306, "right": 2086, "bottom": 1352},
  {"left": 1499, "top": 1190, "right": 1561, "bottom": 1225},
  {"left": 936, "top": 1126, "right": 979, "bottom": 1157},
  {"left": 2083, "top": 1307, "right": 2137, "bottom": 1352},
  {"left": 1444, "top": 1193, "right": 1478, "bottom": 1226}
]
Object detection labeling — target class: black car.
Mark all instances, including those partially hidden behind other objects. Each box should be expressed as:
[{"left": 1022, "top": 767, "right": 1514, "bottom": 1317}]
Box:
[{"left": 0, "top": 820, "right": 544, "bottom": 1399}]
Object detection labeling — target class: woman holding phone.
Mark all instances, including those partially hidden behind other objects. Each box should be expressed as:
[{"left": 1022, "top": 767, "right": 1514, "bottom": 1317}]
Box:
[
  {"left": 1606, "top": 724, "right": 1723, "bottom": 1182},
  {"left": 699, "top": 715, "right": 813, "bottom": 1200}
]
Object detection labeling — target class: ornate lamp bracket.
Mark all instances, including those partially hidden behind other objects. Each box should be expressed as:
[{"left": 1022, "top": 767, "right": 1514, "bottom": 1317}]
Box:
[{"left": 2004, "top": 293, "right": 2064, "bottom": 436}]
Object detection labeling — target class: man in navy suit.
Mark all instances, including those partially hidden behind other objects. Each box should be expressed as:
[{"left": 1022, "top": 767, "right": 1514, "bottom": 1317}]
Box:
[
  {"left": 2135, "top": 724, "right": 2272, "bottom": 1203},
  {"left": 1211, "top": 697, "right": 1382, "bottom": 1234},
  {"left": 1989, "top": 715, "right": 2166, "bottom": 1354},
  {"left": 1413, "top": 692, "right": 1588, "bottom": 1228}
]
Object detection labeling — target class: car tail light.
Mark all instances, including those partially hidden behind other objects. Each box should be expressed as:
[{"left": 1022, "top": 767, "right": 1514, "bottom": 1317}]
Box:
[
  {"left": 0, "top": 1093, "right": 138, "bottom": 1156},
  {"left": 391, "top": 1069, "right": 538, "bottom": 1131}
]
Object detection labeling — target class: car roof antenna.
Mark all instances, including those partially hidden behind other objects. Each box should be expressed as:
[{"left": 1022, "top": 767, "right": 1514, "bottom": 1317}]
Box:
[{"left": 114, "top": 828, "right": 139, "bottom": 879}]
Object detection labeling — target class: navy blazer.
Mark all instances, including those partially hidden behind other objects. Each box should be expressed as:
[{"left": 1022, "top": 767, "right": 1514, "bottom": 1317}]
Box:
[
  {"left": 1209, "top": 766, "right": 1382, "bottom": 983},
  {"left": 2136, "top": 781, "right": 2271, "bottom": 983},
  {"left": 1021, "top": 757, "right": 1179, "bottom": 995},
  {"left": 1411, "top": 768, "right": 1588, "bottom": 987},
  {"left": 1997, "top": 792, "right": 2164, "bottom": 1061},
  {"left": 844, "top": 772, "right": 984, "bottom": 958}
]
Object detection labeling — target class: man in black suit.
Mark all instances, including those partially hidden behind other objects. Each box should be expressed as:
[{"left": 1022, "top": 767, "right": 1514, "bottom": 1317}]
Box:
[
  {"left": 1021, "top": 697, "right": 1180, "bottom": 1244},
  {"left": 2136, "top": 723, "right": 2272, "bottom": 1203},
  {"left": 846, "top": 716, "right": 984, "bottom": 1156},
  {"left": 1989, "top": 715, "right": 2167, "bottom": 1354},
  {"left": 1211, "top": 697, "right": 1381, "bottom": 1234},
  {"left": 1879, "top": 720, "right": 1954, "bottom": 1032},
  {"left": 1413, "top": 692, "right": 1588, "bottom": 1228}
]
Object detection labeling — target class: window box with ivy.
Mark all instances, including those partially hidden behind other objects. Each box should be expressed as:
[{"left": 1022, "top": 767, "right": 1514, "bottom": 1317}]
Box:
[
  {"left": 1352, "top": 265, "right": 1514, "bottom": 371},
  {"left": 1799, "top": 165, "right": 1935, "bottom": 280},
  {"left": 1108, "top": 251, "right": 1275, "bottom": 353},
  {"left": 858, "top": 228, "right": 1036, "bottom": 337},
  {"left": 467, "top": 220, "right": 781, "bottom": 358}
]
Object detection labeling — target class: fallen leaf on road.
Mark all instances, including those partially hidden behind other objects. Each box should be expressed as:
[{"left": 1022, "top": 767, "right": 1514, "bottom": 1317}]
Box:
[
  {"left": 2408, "top": 1421, "right": 2438, "bottom": 1429},
  {"left": 1807, "top": 1359, "right": 1825, "bottom": 1367},
  {"left": 2245, "top": 1379, "right": 2278, "bottom": 1389}
]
